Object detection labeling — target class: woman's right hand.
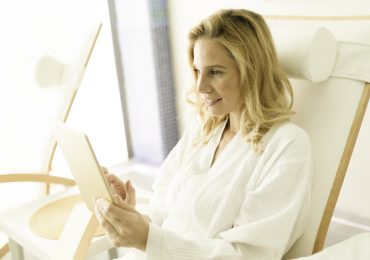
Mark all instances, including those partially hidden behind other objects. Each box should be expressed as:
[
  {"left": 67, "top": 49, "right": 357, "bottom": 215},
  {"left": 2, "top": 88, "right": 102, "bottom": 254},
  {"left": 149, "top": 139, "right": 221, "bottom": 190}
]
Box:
[{"left": 101, "top": 167, "right": 136, "bottom": 207}]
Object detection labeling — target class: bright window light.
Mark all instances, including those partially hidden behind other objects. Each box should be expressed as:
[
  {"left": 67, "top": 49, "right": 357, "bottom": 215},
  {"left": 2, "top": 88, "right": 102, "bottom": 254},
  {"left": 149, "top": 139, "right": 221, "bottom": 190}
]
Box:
[{"left": 0, "top": 0, "right": 128, "bottom": 205}]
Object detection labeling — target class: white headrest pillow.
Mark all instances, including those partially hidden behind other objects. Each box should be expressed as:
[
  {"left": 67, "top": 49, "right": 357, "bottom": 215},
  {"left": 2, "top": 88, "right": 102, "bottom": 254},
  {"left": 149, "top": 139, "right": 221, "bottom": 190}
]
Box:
[{"left": 270, "top": 26, "right": 338, "bottom": 82}]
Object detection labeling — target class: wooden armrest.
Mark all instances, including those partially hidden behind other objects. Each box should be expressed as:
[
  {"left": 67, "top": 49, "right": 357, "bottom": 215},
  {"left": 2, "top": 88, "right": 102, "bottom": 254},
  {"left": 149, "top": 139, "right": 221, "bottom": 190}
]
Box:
[
  {"left": 0, "top": 174, "right": 75, "bottom": 186},
  {"left": 0, "top": 244, "right": 9, "bottom": 259}
]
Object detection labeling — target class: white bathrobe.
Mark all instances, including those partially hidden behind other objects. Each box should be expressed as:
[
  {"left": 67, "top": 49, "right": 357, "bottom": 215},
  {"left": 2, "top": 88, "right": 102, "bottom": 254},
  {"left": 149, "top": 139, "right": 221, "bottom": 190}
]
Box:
[{"left": 123, "top": 119, "right": 313, "bottom": 260}]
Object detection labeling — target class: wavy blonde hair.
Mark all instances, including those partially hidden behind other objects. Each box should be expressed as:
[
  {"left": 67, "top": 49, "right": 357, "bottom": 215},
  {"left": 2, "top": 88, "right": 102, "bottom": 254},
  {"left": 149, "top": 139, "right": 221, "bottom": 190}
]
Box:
[{"left": 187, "top": 9, "right": 294, "bottom": 150}]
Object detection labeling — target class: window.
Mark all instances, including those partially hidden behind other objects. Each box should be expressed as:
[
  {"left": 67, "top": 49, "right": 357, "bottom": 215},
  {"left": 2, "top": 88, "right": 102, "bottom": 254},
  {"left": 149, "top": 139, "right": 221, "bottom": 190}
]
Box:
[{"left": 108, "top": 0, "right": 179, "bottom": 166}]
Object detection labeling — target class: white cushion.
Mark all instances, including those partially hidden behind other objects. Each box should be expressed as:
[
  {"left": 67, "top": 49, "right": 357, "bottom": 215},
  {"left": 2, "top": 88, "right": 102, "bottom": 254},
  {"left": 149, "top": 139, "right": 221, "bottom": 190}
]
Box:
[
  {"left": 332, "top": 41, "right": 370, "bottom": 82},
  {"left": 294, "top": 233, "right": 370, "bottom": 260},
  {"left": 269, "top": 25, "right": 337, "bottom": 82}
]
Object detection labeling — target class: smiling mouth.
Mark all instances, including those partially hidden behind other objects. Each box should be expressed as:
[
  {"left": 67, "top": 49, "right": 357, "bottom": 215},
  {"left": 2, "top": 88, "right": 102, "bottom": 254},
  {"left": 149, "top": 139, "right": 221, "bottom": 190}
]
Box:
[{"left": 205, "top": 98, "right": 222, "bottom": 106}]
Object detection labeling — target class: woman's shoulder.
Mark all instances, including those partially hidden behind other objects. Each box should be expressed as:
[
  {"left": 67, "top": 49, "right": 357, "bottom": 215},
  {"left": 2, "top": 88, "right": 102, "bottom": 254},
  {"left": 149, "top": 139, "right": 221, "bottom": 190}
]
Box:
[
  {"left": 262, "top": 121, "right": 311, "bottom": 151},
  {"left": 274, "top": 121, "right": 310, "bottom": 140}
]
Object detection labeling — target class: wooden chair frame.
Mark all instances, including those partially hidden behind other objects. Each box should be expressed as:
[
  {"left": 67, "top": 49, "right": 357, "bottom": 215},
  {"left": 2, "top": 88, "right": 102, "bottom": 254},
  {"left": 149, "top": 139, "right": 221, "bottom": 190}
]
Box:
[
  {"left": 0, "top": 24, "right": 101, "bottom": 259},
  {"left": 313, "top": 81, "right": 369, "bottom": 252}
]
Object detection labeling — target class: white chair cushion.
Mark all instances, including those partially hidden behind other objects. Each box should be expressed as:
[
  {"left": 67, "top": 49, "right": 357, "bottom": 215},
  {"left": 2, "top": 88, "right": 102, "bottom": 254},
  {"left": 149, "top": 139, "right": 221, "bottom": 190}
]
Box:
[
  {"left": 270, "top": 25, "right": 337, "bottom": 82},
  {"left": 294, "top": 232, "right": 370, "bottom": 260}
]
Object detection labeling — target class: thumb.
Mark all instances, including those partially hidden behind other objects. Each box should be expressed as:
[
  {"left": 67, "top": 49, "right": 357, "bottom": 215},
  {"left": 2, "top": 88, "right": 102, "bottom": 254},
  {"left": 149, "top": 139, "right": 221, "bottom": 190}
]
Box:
[{"left": 127, "top": 180, "right": 135, "bottom": 193}]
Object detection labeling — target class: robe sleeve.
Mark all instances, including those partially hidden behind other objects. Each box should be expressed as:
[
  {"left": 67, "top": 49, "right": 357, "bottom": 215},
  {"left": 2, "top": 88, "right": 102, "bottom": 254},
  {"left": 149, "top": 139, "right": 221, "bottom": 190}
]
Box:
[
  {"left": 136, "top": 122, "right": 199, "bottom": 225},
  {"left": 145, "top": 128, "right": 313, "bottom": 260}
]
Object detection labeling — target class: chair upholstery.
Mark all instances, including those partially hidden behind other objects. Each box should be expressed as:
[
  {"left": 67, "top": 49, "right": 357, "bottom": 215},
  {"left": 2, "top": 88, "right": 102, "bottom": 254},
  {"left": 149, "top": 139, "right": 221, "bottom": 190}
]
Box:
[
  {"left": 264, "top": 16, "right": 370, "bottom": 259},
  {"left": 296, "top": 232, "right": 370, "bottom": 260},
  {"left": 0, "top": 21, "right": 101, "bottom": 258}
]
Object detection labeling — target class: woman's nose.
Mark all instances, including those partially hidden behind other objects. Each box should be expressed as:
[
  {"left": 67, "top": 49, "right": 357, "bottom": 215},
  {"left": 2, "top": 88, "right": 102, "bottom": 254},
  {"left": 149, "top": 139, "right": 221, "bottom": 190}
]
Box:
[{"left": 196, "top": 73, "right": 212, "bottom": 93}]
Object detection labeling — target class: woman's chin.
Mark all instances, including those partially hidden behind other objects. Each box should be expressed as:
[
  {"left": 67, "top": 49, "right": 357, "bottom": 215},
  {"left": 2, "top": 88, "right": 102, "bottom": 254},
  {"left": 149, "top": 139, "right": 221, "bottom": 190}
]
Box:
[{"left": 206, "top": 109, "right": 227, "bottom": 117}]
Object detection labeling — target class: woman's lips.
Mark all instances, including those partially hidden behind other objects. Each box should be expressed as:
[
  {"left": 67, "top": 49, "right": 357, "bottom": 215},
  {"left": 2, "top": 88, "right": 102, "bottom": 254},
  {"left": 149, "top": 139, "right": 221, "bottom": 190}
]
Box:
[{"left": 204, "top": 98, "right": 222, "bottom": 106}]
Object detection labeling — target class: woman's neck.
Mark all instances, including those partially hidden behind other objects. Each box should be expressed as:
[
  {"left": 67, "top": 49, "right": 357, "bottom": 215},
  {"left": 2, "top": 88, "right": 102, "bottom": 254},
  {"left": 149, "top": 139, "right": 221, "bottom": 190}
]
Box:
[{"left": 227, "top": 113, "right": 240, "bottom": 135}]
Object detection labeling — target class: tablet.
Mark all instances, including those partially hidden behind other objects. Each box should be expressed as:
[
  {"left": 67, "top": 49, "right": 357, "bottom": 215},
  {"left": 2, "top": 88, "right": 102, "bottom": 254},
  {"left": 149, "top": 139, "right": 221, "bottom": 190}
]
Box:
[{"left": 53, "top": 122, "right": 114, "bottom": 212}]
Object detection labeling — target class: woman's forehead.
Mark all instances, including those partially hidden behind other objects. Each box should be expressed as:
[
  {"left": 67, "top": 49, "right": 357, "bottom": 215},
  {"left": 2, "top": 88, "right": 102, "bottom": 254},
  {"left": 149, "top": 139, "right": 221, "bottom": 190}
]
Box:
[{"left": 193, "top": 38, "right": 236, "bottom": 68}]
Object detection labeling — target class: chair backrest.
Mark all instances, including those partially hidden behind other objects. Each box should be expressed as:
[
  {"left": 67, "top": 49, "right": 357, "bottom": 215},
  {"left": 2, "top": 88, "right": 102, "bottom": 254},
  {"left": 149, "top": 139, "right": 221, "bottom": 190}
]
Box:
[
  {"left": 0, "top": 21, "right": 103, "bottom": 258},
  {"left": 0, "top": 22, "right": 101, "bottom": 174},
  {"left": 264, "top": 16, "right": 370, "bottom": 258}
]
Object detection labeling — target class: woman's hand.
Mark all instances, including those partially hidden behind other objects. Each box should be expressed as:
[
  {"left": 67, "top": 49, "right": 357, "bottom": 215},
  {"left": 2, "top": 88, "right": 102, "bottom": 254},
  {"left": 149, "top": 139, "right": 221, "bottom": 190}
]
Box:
[
  {"left": 100, "top": 166, "right": 136, "bottom": 207},
  {"left": 94, "top": 195, "right": 149, "bottom": 251}
]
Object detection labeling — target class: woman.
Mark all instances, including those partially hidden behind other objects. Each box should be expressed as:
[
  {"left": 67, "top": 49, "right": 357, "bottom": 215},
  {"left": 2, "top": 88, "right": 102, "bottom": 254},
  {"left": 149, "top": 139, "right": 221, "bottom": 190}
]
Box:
[{"left": 94, "top": 9, "right": 313, "bottom": 260}]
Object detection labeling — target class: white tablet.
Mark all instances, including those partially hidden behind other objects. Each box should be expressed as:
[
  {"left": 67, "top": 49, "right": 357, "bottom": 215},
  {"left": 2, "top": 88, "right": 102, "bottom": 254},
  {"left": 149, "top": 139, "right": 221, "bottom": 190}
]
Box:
[{"left": 53, "top": 122, "right": 114, "bottom": 212}]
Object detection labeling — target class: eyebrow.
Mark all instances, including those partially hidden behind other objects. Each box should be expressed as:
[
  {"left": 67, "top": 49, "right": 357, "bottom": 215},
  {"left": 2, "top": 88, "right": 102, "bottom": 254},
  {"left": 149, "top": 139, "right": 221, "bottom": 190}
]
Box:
[{"left": 192, "top": 64, "right": 228, "bottom": 70}]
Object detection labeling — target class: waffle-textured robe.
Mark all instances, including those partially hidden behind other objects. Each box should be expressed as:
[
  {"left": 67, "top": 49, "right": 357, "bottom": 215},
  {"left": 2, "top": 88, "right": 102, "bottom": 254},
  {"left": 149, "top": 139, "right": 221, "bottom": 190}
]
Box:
[{"left": 125, "top": 120, "right": 313, "bottom": 260}]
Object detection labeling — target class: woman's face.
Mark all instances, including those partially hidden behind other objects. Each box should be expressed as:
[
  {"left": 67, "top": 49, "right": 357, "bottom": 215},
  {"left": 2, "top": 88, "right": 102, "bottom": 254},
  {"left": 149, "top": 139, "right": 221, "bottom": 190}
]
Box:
[{"left": 193, "top": 38, "right": 242, "bottom": 118}]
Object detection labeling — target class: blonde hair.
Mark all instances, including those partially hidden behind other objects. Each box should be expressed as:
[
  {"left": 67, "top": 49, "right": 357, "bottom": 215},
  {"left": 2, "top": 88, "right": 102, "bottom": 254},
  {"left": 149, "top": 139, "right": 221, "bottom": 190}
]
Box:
[{"left": 187, "top": 9, "right": 294, "bottom": 150}]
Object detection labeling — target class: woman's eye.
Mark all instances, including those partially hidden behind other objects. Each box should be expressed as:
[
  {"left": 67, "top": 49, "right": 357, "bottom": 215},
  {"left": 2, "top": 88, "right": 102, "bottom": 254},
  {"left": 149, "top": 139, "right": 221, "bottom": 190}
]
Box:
[{"left": 210, "top": 69, "right": 222, "bottom": 75}]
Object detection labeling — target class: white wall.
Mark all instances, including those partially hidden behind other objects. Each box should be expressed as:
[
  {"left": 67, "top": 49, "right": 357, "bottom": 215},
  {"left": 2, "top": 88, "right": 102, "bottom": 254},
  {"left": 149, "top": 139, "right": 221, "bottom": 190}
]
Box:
[
  {"left": 167, "top": 0, "right": 370, "bottom": 242},
  {"left": 0, "top": 0, "right": 128, "bottom": 251}
]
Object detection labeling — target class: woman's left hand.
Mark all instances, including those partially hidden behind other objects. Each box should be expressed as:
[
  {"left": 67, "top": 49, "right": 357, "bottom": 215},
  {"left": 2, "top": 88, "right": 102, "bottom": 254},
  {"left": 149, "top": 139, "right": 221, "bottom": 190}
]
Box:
[{"left": 94, "top": 195, "right": 149, "bottom": 251}]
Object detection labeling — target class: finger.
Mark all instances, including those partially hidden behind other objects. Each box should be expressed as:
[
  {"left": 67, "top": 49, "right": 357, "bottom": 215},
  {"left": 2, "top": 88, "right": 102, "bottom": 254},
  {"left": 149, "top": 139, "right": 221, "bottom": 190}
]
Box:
[
  {"left": 99, "top": 197, "right": 138, "bottom": 225},
  {"left": 106, "top": 174, "right": 124, "bottom": 187},
  {"left": 94, "top": 205, "right": 105, "bottom": 224},
  {"left": 100, "top": 166, "right": 109, "bottom": 174},
  {"left": 94, "top": 203, "right": 120, "bottom": 236},
  {"left": 126, "top": 180, "right": 136, "bottom": 206},
  {"left": 126, "top": 180, "right": 135, "bottom": 193},
  {"left": 95, "top": 206, "right": 120, "bottom": 239},
  {"left": 96, "top": 197, "right": 134, "bottom": 224},
  {"left": 106, "top": 174, "right": 127, "bottom": 196},
  {"left": 114, "top": 194, "right": 135, "bottom": 212},
  {"left": 97, "top": 198, "right": 122, "bottom": 216},
  {"left": 114, "top": 194, "right": 124, "bottom": 206},
  {"left": 96, "top": 198, "right": 123, "bottom": 230},
  {"left": 97, "top": 197, "right": 137, "bottom": 235},
  {"left": 100, "top": 197, "right": 136, "bottom": 215},
  {"left": 106, "top": 174, "right": 126, "bottom": 189}
]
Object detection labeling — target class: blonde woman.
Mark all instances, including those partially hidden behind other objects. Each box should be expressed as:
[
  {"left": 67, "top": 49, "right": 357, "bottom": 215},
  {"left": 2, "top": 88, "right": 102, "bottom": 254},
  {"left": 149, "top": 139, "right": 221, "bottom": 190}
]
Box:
[{"left": 94, "top": 9, "right": 313, "bottom": 260}]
